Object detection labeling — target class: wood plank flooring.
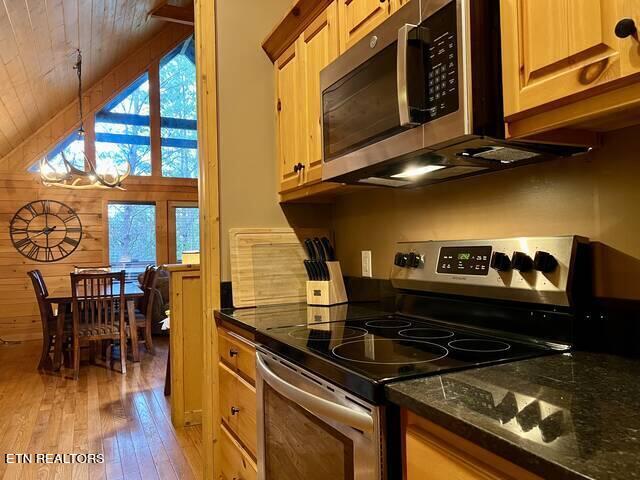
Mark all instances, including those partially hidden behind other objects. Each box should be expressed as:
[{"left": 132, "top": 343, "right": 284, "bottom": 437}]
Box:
[{"left": 0, "top": 337, "right": 203, "bottom": 480}]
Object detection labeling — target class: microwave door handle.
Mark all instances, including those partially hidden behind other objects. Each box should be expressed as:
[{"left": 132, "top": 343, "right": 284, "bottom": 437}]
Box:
[
  {"left": 256, "top": 352, "right": 374, "bottom": 433},
  {"left": 397, "top": 24, "right": 418, "bottom": 127},
  {"left": 397, "top": 24, "right": 429, "bottom": 127}
]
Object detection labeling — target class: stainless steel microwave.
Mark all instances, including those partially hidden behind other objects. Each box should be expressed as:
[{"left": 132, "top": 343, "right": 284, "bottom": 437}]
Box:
[{"left": 320, "top": 0, "right": 589, "bottom": 188}]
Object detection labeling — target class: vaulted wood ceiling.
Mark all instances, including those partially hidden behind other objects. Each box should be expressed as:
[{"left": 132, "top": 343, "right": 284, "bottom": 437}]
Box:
[{"left": 0, "top": 0, "right": 192, "bottom": 159}]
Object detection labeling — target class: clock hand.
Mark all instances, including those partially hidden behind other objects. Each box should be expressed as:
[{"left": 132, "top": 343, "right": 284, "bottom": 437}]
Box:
[{"left": 30, "top": 226, "right": 57, "bottom": 238}]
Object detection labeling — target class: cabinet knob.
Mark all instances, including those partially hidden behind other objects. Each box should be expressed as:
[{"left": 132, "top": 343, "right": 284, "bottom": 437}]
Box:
[
  {"left": 293, "top": 162, "right": 305, "bottom": 173},
  {"left": 615, "top": 18, "right": 637, "bottom": 39},
  {"left": 229, "top": 348, "right": 239, "bottom": 357},
  {"left": 231, "top": 406, "right": 240, "bottom": 416}
]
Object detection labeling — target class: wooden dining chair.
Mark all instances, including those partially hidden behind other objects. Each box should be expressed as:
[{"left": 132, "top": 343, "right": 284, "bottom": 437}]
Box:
[
  {"left": 28, "top": 270, "right": 59, "bottom": 370},
  {"left": 129, "top": 266, "right": 159, "bottom": 356},
  {"left": 70, "top": 271, "right": 127, "bottom": 379}
]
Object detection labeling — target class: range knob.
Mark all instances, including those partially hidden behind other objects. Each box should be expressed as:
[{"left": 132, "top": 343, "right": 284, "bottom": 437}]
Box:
[
  {"left": 490, "top": 252, "right": 511, "bottom": 272},
  {"left": 511, "top": 251, "right": 533, "bottom": 272},
  {"left": 394, "top": 252, "right": 408, "bottom": 267},
  {"left": 533, "top": 251, "right": 558, "bottom": 273},
  {"left": 407, "top": 252, "right": 421, "bottom": 268}
]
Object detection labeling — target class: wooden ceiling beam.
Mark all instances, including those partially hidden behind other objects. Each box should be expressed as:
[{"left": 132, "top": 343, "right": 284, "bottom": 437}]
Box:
[{"left": 150, "top": 4, "right": 195, "bottom": 26}]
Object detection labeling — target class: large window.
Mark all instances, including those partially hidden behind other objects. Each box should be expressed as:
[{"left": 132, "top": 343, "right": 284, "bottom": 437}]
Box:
[
  {"left": 96, "top": 74, "right": 152, "bottom": 176},
  {"left": 160, "top": 37, "right": 198, "bottom": 178},
  {"left": 108, "top": 203, "right": 156, "bottom": 276}
]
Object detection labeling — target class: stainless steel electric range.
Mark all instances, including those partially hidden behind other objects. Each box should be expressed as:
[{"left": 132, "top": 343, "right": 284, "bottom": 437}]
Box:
[{"left": 254, "top": 236, "right": 591, "bottom": 480}]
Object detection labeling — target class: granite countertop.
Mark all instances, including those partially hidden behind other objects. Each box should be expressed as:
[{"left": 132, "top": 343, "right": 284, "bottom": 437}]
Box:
[
  {"left": 387, "top": 351, "right": 640, "bottom": 480},
  {"left": 214, "top": 302, "right": 392, "bottom": 333}
]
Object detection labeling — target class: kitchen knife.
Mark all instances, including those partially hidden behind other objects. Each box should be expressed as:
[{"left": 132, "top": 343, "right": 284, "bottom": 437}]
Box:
[
  {"left": 313, "top": 238, "right": 326, "bottom": 261},
  {"left": 320, "top": 237, "right": 335, "bottom": 261},
  {"left": 303, "top": 260, "right": 314, "bottom": 280},
  {"left": 304, "top": 238, "right": 317, "bottom": 260}
]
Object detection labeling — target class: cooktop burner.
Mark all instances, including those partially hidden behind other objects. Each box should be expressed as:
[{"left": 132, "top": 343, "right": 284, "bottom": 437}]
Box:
[
  {"left": 257, "top": 314, "right": 563, "bottom": 402},
  {"left": 399, "top": 328, "right": 454, "bottom": 339},
  {"left": 332, "top": 339, "right": 449, "bottom": 365},
  {"left": 448, "top": 339, "right": 512, "bottom": 353}
]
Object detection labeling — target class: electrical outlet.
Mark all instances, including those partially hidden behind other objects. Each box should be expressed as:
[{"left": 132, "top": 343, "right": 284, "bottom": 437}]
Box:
[{"left": 361, "top": 250, "right": 372, "bottom": 278}]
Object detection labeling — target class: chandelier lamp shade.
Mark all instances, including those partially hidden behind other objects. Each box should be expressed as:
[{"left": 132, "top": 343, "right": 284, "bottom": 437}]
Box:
[{"left": 39, "top": 49, "right": 130, "bottom": 190}]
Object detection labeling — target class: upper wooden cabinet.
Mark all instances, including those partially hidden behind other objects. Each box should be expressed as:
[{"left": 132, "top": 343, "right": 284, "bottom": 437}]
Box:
[
  {"left": 338, "top": 0, "right": 393, "bottom": 52},
  {"left": 299, "top": 2, "right": 340, "bottom": 185},
  {"left": 276, "top": 42, "right": 304, "bottom": 193},
  {"left": 501, "top": 0, "right": 640, "bottom": 137}
]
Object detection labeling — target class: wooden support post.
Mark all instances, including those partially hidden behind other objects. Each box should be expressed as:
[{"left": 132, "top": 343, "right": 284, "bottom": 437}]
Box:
[{"left": 194, "top": 0, "right": 221, "bottom": 477}]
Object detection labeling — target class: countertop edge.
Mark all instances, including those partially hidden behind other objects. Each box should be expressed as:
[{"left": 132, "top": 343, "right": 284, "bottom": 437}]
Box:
[
  {"left": 386, "top": 385, "right": 590, "bottom": 480},
  {"left": 214, "top": 309, "right": 257, "bottom": 333}
]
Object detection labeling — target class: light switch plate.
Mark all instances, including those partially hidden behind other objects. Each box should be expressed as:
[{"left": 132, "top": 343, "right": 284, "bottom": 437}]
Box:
[{"left": 361, "top": 250, "right": 372, "bottom": 278}]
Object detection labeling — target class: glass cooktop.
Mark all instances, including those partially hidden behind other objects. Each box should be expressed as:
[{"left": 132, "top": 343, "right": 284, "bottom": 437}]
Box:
[{"left": 256, "top": 315, "right": 565, "bottom": 402}]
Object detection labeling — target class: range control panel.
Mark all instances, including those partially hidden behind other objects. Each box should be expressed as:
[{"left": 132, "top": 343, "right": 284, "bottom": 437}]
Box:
[
  {"left": 436, "top": 246, "right": 492, "bottom": 275},
  {"left": 391, "top": 236, "right": 588, "bottom": 307}
]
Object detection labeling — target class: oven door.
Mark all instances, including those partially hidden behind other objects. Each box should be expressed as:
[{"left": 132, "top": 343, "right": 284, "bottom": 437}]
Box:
[{"left": 256, "top": 349, "right": 383, "bottom": 480}]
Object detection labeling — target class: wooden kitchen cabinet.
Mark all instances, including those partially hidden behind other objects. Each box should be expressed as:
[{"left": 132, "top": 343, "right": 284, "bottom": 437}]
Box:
[
  {"left": 299, "top": 1, "right": 340, "bottom": 185},
  {"left": 276, "top": 42, "right": 305, "bottom": 193},
  {"left": 404, "top": 411, "right": 540, "bottom": 480},
  {"left": 338, "top": 0, "right": 393, "bottom": 52},
  {"left": 220, "top": 424, "right": 257, "bottom": 480},
  {"left": 216, "top": 322, "right": 258, "bottom": 477},
  {"left": 500, "top": 0, "right": 640, "bottom": 137}
]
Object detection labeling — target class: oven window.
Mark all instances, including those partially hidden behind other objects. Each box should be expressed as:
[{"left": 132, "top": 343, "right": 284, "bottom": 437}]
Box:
[
  {"left": 264, "top": 384, "right": 355, "bottom": 480},
  {"left": 322, "top": 43, "right": 403, "bottom": 162}
]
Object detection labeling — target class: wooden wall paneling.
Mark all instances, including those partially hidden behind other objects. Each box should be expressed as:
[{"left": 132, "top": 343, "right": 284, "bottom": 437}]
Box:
[
  {"left": 0, "top": 174, "right": 198, "bottom": 341},
  {"left": 195, "top": 0, "right": 221, "bottom": 475}
]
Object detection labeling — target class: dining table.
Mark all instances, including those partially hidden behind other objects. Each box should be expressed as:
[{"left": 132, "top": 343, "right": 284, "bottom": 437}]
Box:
[{"left": 46, "top": 281, "right": 145, "bottom": 370}]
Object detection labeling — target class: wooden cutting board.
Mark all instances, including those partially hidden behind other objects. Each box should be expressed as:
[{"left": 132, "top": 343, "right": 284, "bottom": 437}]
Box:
[{"left": 229, "top": 227, "right": 331, "bottom": 308}]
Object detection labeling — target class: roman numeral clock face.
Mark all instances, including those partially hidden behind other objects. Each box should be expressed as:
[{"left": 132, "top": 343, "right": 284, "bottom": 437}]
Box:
[{"left": 10, "top": 200, "right": 82, "bottom": 262}]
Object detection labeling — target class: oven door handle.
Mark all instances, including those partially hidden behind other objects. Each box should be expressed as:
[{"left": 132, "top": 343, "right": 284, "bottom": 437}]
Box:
[
  {"left": 256, "top": 352, "right": 374, "bottom": 433},
  {"left": 397, "top": 23, "right": 429, "bottom": 127}
]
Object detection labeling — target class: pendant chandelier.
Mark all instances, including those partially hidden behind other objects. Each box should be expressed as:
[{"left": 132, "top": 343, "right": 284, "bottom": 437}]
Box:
[{"left": 39, "top": 50, "right": 130, "bottom": 190}]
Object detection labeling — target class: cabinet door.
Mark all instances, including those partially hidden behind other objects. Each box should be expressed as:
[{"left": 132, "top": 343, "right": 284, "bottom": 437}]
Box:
[
  {"left": 392, "top": 0, "right": 410, "bottom": 10},
  {"left": 299, "top": 1, "right": 340, "bottom": 185},
  {"left": 220, "top": 424, "right": 257, "bottom": 480},
  {"left": 620, "top": 1, "right": 640, "bottom": 76},
  {"left": 501, "top": 0, "right": 626, "bottom": 117},
  {"left": 276, "top": 43, "right": 304, "bottom": 193},
  {"left": 338, "top": 0, "right": 392, "bottom": 52}
]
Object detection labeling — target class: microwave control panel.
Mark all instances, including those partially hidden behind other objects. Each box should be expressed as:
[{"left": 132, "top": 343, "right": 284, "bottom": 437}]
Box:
[{"left": 424, "top": 1, "right": 459, "bottom": 121}]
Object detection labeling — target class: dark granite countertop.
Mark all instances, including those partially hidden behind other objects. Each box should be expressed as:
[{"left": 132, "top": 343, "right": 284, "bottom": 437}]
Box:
[
  {"left": 387, "top": 352, "right": 640, "bottom": 480},
  {"left": 214, "top": 302, "right": 392, "bottom": 333}
]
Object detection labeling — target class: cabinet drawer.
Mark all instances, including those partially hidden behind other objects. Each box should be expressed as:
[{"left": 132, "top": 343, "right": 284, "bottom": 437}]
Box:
[
  {"left": 219, "top": 362, "right": 257, "bottom": 457},
  {"left": 220, "top": 423, "right": 257, "bottom": 480},
  {"left": 219, "top": 328, "right": 256, "bottom": 383}
]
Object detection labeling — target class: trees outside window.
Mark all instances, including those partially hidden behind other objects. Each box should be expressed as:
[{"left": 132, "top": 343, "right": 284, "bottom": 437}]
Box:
[
  {"left": 95, "top": 74, "right": 152, "bottom": 176},
  {"left": 175, "top": 207, "right": 200, "bottom": 262},
  {"left": 160, "top": 37, "right": 198, "bottom": 178},
  {"left": 108, "top": 203, "right": 156, "bottom": 276},
  {"left": 30, "top": 131, "right": 85, "bottom": 173}
]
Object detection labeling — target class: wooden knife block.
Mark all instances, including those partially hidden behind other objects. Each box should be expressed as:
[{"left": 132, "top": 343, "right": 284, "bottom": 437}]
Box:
[{"left": 306, "top": 261, "right": 348, "bottom": 306}]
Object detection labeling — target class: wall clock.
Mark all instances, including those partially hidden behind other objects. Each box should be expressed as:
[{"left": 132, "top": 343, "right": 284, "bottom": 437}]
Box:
[{"left": 9, "top": 200, "right": 83, "bottom": 262}]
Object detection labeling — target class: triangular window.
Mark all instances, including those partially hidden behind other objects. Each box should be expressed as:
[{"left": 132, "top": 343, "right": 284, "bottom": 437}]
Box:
[{"left": 30, "top": 131, "right": 85, "bottom": 173}]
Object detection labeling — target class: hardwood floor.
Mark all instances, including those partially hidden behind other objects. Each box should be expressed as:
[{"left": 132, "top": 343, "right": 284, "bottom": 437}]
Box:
[{"left": 0, "top": 337, "right": 203, "bottom": 480}]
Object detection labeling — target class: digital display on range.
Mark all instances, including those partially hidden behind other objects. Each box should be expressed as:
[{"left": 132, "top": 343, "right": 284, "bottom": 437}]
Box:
[{"left": 437, "top": 246, "right": 492, "bottom": 275}]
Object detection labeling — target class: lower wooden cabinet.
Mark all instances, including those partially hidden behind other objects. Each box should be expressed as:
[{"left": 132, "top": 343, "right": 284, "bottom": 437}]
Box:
[
  {"left": 404, "top": 411, "right": 541, "bottom": 480},
  {"left": 219, "top": 362, "right": 258, "bottom": 457},
  {"left": 217, "top": 323, "right": 258, "bottom": 479},
  {"left": 220, "top": 423, "right": 258, "bottom": 480}
]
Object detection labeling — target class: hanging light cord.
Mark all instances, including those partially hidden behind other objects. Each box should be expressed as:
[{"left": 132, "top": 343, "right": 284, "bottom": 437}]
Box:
[{"left": 74, "top": 49, "right": 85, "bottom": 136}]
